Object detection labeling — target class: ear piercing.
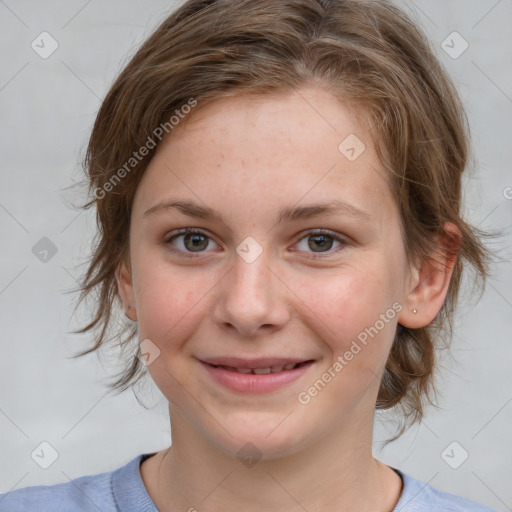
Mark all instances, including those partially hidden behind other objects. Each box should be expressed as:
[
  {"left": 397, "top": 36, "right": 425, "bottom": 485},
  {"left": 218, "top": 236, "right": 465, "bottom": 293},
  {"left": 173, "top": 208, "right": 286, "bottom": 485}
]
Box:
[{"left": 412, "top": 308, "right": 417, "bottom": 314}]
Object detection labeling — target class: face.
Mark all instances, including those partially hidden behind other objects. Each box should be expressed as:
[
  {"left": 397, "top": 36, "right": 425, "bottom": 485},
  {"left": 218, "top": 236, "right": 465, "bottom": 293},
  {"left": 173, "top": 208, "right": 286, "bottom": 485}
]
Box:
[{"left": 118, "top": 86, "right": 414, "bottom": 461}]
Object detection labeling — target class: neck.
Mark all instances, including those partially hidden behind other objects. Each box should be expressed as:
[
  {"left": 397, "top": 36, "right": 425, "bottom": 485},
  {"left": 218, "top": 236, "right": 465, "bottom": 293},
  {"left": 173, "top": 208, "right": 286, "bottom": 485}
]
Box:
[{"left": 141, "top": 407, "right": 403, "bottom": 512}]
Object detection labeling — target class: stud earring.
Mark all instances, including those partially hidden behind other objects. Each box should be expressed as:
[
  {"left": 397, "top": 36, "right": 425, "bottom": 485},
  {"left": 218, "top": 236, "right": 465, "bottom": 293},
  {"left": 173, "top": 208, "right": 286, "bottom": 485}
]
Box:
[{"left": 412, "top": 308, "right": 417, "bottom": 314}]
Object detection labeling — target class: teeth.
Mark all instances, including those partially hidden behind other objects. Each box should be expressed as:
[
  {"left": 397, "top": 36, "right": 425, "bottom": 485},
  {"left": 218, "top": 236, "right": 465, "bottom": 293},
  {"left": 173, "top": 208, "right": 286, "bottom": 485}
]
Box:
[
  {"left": 253, "top": 367, "right": 271, "bottom": 374},
  {"left": 215, "top": 362, "right": 306, "bottom": 374},
  {"left": 234, "top": 367, "right": 253, "bottom": 374}
]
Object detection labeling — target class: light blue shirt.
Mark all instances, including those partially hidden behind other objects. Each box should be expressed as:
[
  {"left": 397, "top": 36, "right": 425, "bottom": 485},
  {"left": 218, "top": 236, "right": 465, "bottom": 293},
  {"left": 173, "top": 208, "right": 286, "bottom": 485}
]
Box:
[{"left": 0, "top": 453, "right": 498, "bottom": 511}]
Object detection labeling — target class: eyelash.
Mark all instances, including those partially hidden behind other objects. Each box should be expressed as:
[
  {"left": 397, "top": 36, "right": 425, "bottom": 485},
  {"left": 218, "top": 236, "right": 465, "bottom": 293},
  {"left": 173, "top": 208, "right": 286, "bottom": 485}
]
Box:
[{"left": 163, "top": 227, "right": 349, "bottom": 259}]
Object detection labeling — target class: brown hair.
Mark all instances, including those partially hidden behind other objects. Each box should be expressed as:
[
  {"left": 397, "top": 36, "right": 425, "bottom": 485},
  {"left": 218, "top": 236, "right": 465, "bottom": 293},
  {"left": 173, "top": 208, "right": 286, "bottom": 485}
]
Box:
[{"left": 69, "top": 0, "right": 494, "bottom": 437}]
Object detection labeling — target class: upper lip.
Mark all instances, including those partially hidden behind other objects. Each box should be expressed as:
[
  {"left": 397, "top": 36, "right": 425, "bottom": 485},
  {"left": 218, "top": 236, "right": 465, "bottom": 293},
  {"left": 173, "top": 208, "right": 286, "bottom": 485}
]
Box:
[{"left": 199, "top": 357, "right": 314, "bottom": 369}]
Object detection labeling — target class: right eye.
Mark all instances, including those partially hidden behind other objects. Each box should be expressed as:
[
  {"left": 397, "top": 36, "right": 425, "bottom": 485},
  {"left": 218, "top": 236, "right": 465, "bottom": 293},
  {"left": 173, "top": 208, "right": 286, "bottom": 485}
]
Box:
[{"left": 164, "top": 228, "right": 220, "bottom": 256}]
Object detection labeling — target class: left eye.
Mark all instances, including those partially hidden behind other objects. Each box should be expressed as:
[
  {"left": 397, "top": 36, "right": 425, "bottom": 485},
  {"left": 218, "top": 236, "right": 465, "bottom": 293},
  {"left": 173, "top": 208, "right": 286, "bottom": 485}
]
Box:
[{"left": 294, "top": 230, "right": 345, "bottom": 255}]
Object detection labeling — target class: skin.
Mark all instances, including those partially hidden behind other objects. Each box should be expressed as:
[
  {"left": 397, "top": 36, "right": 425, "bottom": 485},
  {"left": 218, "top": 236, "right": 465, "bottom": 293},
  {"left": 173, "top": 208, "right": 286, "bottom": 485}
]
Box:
[{"left": 117, "top": 86, "right": 459, "bottom": 512}]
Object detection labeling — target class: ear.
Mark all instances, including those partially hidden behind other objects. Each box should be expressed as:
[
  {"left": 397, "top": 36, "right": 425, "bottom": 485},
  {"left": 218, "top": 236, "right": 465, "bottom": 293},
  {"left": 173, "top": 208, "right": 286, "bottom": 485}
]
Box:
[
  {"left": 398, "top": 222, "right": 462, "bottom": 329},
  {"left": 116, "top": 253, "right": 138, "bottom": 322}
]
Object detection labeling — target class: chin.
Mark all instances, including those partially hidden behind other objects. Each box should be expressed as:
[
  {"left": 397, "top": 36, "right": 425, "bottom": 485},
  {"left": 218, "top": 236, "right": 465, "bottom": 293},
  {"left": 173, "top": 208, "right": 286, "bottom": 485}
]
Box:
[{"left": 212, "top": 416, "right": 312, "bottom": 464}]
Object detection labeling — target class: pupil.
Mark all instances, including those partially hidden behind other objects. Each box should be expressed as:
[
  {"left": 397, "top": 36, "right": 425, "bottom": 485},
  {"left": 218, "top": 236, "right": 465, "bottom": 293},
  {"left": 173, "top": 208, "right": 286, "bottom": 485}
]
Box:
[
  {"left": 185, "top": 233, "right": 208, "bottom": 252},
  {"left": 308, "top": 234, "right": 333, "bottom": 252}
]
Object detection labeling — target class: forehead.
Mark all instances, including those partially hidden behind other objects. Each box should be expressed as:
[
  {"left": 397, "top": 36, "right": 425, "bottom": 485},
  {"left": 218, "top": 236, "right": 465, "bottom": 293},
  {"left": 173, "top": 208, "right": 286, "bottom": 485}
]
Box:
[
  {"left": 168, "top": 87, "right": 372, "bottom": 156},
  {"left": 133, "top": 87, "right": 396, "bottom": 225}
]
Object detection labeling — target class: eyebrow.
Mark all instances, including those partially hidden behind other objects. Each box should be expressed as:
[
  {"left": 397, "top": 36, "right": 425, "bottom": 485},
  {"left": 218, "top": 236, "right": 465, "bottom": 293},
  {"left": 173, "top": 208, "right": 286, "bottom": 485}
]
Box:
[{"left": 143, "top": 198, "right": 373, "bottom": 224}]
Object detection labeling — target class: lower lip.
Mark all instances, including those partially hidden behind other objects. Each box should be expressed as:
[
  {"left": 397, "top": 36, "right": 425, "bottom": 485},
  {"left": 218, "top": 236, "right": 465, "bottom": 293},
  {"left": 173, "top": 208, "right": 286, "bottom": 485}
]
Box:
[{"left": 199, "top": 360, "right": 315, "bottom": 394}]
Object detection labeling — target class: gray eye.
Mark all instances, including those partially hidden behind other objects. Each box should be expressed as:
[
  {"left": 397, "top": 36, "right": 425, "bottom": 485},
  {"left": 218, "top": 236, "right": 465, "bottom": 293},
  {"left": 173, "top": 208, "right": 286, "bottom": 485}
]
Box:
[
  {"left": 166, "top": 229, "right": 217, "bottom": 254},
  {"left": 307, "top": 234, "right": 335, "bottom": 252},
  {"left": 183, "top": 232, "right": 210, "bottom": 252}
]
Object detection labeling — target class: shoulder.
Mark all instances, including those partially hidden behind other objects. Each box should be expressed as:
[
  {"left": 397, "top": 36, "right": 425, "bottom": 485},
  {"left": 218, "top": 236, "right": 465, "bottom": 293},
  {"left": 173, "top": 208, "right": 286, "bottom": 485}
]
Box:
[
  {"left": 394, "top": 469, "right": 498, "bottom": 512},
  {"left": 0, "top": 453, "right": 156, "bottom": 512},
  {"left": 0, "top": 469, "right": 115, "bottom": 512}
]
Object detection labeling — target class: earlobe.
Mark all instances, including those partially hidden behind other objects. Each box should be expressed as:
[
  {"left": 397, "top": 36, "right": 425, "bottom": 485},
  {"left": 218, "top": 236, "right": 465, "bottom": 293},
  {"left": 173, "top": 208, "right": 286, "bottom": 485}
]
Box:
[
  {"left": 116, "top": 257, "right": 138, "bottom": 322},
  {"left": 398, "top": 222, "right": 461, "bottom": 329}
]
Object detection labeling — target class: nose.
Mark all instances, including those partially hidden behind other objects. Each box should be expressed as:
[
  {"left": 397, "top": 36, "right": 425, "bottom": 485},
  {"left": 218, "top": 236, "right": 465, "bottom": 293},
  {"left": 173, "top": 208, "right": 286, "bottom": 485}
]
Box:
[{"left": 211, "top": 248, "right": 291, "bottom": 338}]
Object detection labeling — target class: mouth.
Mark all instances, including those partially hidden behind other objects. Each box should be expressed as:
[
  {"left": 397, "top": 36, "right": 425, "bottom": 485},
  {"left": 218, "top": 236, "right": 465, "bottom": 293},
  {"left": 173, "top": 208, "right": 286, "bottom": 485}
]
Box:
[
  {"left": 198, "top": 358, "right": 316, "bottom": 393},
  {"left": 204, "top": 360, "right": 313, "bottom": 374}
]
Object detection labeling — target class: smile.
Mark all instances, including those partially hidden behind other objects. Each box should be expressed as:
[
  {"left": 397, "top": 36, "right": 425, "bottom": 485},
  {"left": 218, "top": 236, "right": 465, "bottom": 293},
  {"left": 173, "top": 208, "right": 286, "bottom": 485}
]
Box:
[
  {"left": 208, "top": 361, "right": 310, "bottom": 374},
  {"left": 200, "top": 360, "right": 316, "bottom": 393}
]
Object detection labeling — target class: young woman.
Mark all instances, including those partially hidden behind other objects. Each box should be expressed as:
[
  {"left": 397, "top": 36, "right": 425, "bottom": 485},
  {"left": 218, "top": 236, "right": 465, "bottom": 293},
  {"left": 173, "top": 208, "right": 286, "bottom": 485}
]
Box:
[{"left": 1, "top": 0, "right": 499, "bottom": 510}]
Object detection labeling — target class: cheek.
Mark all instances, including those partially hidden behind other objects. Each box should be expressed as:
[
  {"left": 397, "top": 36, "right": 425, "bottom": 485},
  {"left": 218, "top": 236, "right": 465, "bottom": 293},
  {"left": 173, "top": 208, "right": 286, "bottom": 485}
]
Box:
[
  {"left": 133, "top": 263, "right": 214, "bottom": 401},
  {"left": 294, "top": 262, "right": 400, "bottom": 365},
  {"left": 133, "top": 257, "right": 211, "bottom": 345},
  {"left": 293, "top": 268, "right": 401, "bottom": 412}
]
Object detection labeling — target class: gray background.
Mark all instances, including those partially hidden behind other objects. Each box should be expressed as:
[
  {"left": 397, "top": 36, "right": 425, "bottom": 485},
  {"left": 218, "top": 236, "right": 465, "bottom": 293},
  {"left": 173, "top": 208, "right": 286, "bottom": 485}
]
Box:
[{"left": 0, "top": 0, "right": 511, "bottom": 510}]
